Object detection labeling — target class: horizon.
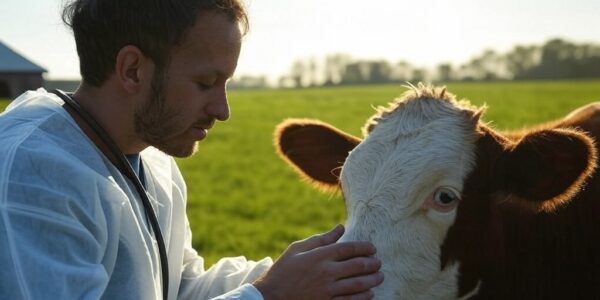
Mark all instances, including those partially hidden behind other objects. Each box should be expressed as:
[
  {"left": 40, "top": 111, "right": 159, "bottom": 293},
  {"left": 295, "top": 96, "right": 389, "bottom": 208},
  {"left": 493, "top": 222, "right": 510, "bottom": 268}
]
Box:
[{"left": 1, "top": 0, "right": 599, "bottom": 81}]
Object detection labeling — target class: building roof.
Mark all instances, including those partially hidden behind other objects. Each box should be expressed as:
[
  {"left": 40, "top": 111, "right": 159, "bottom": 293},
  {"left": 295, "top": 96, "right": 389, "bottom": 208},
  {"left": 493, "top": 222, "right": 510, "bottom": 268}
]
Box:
[{"left": 0, "top": 40, "right": 47, "bottom": 73}]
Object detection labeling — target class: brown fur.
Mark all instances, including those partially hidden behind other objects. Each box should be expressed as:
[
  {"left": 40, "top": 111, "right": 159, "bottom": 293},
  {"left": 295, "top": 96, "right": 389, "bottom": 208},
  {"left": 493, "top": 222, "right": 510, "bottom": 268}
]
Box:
[
  {"left": 441, "top": 105, "right": 600, "bottom": 299},
  {"left": 274, "top": 118, "right": 361, "bottom": 191}
]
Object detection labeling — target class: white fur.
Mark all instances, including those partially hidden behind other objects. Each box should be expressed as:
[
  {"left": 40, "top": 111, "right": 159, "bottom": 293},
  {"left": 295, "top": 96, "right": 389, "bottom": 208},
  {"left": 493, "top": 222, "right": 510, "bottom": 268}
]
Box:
[{"left": 338, "top": 97, "right": 479, "bottom": 299}]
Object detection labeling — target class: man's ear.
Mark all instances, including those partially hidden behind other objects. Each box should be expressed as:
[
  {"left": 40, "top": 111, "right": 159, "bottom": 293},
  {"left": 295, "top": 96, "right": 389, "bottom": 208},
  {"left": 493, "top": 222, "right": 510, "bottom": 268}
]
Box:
[
  {"left": 275, "top": 119, "right": 361, "bottom": 190},
  {"left": 500, "top": 128, "right": 597, "bottom": 212},
  {"left": 114, "top": 45, "right": 152, "bottom": 93}
]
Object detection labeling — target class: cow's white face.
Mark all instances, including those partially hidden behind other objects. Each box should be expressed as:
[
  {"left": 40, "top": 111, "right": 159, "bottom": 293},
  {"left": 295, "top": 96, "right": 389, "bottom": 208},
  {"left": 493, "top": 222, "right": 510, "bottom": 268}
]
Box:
[{"left": 338, "top": 97, "right": 480, "bottom": 299}]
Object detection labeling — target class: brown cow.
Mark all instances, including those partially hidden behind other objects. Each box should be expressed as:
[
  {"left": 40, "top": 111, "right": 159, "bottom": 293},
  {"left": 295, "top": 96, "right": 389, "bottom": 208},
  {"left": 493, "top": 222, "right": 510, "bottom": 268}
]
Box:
[{"left": 275, "top": 84, "right": 600, "bottom": 299}]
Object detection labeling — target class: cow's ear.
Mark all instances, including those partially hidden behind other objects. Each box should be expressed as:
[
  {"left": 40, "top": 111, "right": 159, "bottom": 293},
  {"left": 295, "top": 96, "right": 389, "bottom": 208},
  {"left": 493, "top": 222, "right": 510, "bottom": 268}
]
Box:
[
  {"left": 500, "top": 128, "right": 597, "bottom": 212},
  {"left": 275, "top": 119, "right": 361, "bottom": 190}
]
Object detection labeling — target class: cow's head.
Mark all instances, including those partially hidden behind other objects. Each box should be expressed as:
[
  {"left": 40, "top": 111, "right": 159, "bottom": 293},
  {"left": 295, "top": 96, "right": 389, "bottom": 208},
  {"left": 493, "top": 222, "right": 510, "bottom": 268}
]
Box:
[{"left": 275, "top": 85, "right": 597, "bottom": 299}]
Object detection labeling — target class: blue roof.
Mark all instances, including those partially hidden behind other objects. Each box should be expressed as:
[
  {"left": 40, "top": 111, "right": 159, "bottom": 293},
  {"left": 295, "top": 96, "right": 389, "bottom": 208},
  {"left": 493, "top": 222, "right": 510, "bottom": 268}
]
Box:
[{"left": 0, "top": 40, "right": 47, "bottom": 73}]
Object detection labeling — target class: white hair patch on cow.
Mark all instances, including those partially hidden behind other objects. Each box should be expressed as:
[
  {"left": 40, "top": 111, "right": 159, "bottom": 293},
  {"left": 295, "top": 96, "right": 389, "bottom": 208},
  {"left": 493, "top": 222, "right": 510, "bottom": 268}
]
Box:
[{"left": 338, "top": 86, "right": 481, "bottom": 299}]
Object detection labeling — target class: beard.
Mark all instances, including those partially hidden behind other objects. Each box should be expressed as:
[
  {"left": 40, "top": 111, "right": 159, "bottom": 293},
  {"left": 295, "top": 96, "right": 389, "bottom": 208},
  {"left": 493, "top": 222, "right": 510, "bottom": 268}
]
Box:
[{"left": 133, "top": 66, "right": 200, "bottom": 158}]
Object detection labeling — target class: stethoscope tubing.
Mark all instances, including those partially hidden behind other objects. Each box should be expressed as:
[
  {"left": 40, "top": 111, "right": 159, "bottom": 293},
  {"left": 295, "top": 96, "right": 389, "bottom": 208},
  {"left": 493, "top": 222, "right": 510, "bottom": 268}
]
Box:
[{"left": 53, "top": 89, "right": 169, "bottom": 300}]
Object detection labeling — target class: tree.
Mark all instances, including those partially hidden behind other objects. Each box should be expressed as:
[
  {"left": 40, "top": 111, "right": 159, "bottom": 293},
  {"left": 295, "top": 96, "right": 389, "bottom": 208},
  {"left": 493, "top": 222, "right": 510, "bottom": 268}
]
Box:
[
  {"left": 459, "top": 49, "right": 510, "bottom": 81},
  {"left": 307, "top": 56, "right": 319, "bottom": 87},
  {"left": 410, "top": 68, "right": 427, "bottom": 83},
  {"left": 340, "top": 62, "right": 365, "bottom": 85},
  {"left": 366, "top": 61, "right": 392, "bottom": 84},
  {"left": 391, "top": 60, "right": 414, "bottom": 83},
  {"left": 289, "top": 59, "right": 306, "bottom": 87},
  {"left": 436, "top": 63, "right": 454, "bottom": 82},
  {"left": 324, "top": 54, "right": 352, "bottom": 86},
  {"left": 505, "top": 45, "right": 540, "bottom": 79}
]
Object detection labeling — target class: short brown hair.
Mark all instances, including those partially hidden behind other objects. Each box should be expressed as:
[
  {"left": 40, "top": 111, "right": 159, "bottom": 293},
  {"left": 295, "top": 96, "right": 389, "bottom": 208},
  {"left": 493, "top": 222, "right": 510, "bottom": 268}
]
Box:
[{"left": 62, "top": 0, "right": 249, "bottom": 86}]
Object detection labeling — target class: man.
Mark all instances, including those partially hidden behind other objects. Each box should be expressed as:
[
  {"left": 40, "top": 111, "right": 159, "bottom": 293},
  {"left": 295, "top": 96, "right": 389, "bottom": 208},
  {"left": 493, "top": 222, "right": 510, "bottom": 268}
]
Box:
[{"left": 0, "top": 0, "right": 383, "bottom": 299}]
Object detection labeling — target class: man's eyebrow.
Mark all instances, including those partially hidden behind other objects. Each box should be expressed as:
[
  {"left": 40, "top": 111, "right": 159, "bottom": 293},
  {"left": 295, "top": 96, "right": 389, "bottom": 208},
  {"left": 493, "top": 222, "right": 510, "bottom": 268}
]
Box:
[{"left": 192, "top": 69, "right": 235, "bottom": 82}]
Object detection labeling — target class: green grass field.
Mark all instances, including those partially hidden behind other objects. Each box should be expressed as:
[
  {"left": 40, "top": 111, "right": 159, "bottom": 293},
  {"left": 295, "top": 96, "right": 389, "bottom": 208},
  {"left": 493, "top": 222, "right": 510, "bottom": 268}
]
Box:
[{"left": 2, "top": 80, "right": 600, "bottom": 265}]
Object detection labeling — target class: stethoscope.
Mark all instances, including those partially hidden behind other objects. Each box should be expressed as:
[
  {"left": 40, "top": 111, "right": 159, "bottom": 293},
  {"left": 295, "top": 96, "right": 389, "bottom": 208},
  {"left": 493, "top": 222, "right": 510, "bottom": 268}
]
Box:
[{"left": 52, "top": 89, "right": 169, "bottom": 300}]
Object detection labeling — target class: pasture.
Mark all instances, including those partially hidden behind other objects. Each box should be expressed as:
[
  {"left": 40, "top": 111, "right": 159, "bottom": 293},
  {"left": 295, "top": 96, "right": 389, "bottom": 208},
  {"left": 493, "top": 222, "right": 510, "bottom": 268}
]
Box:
[{"left": 2, "top": 80, "right": 599, "bottom": 266}]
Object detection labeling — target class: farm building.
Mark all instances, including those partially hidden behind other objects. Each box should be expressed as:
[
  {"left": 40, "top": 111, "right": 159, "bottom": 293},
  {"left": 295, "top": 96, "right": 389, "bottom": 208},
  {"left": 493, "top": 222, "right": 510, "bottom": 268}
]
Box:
[{"left": 0, "top": 40, "right": 46, "bottom": 99}]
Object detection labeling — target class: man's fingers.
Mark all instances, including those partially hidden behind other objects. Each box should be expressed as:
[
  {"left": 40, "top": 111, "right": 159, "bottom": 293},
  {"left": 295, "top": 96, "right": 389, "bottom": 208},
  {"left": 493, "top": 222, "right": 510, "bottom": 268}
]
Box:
[
  {"left": 329, "top": 256, "right": 382, "bottom": 279},
  {"left": 311, "top": 241, "right": 377, "bottom": 261},
  {"left": 328, "top": 272, "right": 384, "bottom": 297},
  {"left": 286, "top": 224, "right": 345, "bottom": 254}
]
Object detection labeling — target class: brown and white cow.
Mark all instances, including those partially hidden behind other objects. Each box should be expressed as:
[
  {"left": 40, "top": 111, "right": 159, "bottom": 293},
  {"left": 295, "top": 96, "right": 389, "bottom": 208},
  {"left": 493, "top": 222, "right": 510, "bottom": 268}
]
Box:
[{"left": 275, "top": 84, "right": 600, "bottom": 299}]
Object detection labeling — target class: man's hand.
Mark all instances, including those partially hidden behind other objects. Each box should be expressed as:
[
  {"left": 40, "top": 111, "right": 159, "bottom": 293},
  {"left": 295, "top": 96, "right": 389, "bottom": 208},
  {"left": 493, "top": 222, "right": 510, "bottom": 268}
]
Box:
[{"left": 253, "top": 224, "right": 384, "bottom": 300}]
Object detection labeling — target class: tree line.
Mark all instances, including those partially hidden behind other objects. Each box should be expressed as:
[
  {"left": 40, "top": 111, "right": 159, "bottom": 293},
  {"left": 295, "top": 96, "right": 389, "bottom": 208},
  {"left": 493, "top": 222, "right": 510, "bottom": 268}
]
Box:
[{"left": 229, "top": 38, "right": 600, "bottom": 89}]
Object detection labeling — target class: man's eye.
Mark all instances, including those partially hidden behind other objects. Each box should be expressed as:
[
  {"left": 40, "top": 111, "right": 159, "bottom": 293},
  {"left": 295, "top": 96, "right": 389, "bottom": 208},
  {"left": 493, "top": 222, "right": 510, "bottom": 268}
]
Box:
[{"left": 197, "top": 82, "right": 214, "bottom": 90}]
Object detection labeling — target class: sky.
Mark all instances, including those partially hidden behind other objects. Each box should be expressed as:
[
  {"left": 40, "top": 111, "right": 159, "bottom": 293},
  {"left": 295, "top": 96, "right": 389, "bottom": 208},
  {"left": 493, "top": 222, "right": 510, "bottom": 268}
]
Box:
[{"left": 1, "top": 0, "right": 599, "bottom": 81}]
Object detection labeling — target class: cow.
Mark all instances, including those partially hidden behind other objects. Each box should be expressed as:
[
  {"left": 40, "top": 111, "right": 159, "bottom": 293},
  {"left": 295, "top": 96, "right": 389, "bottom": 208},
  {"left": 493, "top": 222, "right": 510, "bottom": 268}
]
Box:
[{"left": 274, "top": 84, "right": 600, "bottom": 299}]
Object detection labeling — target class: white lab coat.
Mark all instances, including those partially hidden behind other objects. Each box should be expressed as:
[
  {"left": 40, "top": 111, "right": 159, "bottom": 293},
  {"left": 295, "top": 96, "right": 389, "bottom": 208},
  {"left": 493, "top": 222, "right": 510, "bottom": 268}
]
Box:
[{"left": 0, "top": 89, "right": 272, "bottom": 299}]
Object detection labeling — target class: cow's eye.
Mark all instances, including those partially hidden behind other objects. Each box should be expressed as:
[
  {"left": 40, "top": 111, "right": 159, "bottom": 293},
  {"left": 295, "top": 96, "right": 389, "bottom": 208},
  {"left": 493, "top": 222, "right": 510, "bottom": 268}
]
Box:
[{"left": 433, "top": 187, "right": 460, "bottom": 206}]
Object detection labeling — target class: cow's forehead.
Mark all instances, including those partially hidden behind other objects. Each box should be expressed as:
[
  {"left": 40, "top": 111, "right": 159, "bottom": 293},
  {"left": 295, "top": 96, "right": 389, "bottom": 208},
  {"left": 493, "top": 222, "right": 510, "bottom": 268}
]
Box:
[
  {"left": 340, "top": 86, "right": 482, "bottom": 217},
  {"left": 361, "top": 85, "right": 480, "bottom": 137}
]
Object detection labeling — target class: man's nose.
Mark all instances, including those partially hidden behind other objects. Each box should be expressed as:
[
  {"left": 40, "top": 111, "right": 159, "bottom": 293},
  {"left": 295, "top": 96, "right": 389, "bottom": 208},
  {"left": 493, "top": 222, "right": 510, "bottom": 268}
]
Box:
[{"left": 206, "top": 89, "right": 230, "bottom": 121}]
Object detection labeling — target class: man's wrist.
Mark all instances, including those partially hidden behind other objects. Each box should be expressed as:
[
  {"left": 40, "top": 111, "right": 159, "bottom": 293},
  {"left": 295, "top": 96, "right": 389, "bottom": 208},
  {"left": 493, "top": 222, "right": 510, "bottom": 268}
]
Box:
[{"left": 253, "top": 277, "right": 278, "bottom": 300}]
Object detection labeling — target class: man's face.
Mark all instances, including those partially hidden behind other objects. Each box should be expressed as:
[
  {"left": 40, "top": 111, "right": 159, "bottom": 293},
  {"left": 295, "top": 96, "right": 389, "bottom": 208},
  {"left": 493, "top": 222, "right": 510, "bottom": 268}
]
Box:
[{"left": 134, "top": 11, "right": 242, "bottom": 157}]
